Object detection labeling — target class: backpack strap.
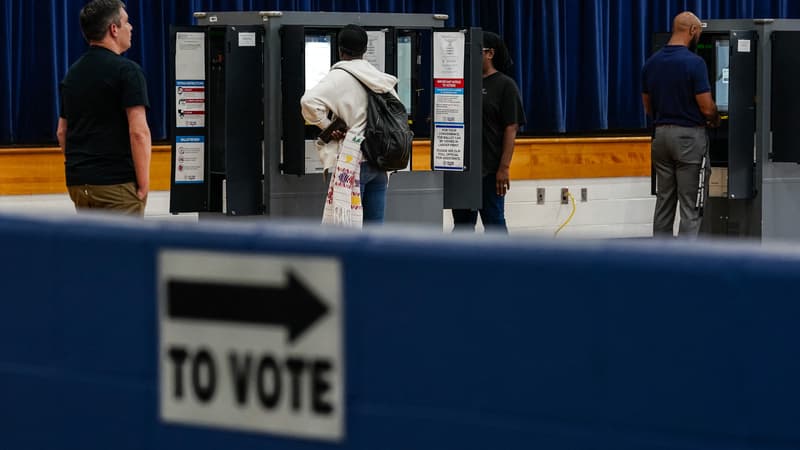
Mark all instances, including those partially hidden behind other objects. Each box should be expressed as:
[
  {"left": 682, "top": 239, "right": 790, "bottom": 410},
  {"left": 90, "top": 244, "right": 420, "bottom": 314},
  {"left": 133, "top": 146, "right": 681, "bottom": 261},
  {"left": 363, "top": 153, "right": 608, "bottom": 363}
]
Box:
[{"left": 333, "top": 66, "right": 373, "bottom": 93}]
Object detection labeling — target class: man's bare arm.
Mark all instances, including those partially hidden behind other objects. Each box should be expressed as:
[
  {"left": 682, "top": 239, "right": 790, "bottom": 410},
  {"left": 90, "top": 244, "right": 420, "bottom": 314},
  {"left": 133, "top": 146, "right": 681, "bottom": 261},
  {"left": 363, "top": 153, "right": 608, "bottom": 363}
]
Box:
[
  {"left": 496, "top": 123, "right": 519, "bottom": 197},
  {"left": 696, "top": 92, "right": 720, "bottom": 127},
  {"left": 57, "top": 118, "right": 67, "bottom": 152},
  {"left": 126, "top": 106, "right": 151, "bottom": 201},
  {"left": 642, "top": 93, "right": 653, "bottom": 118}
]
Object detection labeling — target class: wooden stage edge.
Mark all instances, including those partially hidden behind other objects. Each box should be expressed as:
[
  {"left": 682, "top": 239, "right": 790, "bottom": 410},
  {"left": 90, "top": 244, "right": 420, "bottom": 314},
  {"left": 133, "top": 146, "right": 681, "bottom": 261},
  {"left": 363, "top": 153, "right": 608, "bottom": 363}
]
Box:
[{"left": 0, "top": 137, "right": 652, "bottom": 196}]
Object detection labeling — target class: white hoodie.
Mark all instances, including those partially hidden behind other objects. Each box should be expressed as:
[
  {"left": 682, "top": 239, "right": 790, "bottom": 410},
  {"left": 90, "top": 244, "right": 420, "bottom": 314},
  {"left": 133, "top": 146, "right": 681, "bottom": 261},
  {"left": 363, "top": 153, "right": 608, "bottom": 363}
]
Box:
[{"left": 301, "top": 59, "right": 400, "bottom": 137}]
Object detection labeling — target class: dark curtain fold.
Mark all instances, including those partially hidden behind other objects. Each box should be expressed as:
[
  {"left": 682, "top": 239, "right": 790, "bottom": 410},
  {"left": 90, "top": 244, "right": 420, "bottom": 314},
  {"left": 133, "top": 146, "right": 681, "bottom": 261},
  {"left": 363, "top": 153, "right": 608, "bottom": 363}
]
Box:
[
  {"left": 1, "top": 0, "right": 12, "bottom": 143},
  {"left": 3, "top": 0, "right": 800, "bottom": 144}
]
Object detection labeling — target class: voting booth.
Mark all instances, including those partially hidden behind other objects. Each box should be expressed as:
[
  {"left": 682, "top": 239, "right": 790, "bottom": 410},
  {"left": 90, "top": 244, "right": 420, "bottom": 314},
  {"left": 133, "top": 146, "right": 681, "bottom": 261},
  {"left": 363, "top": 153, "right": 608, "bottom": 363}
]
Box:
[
  {"left": 653, "top": 19, "right": 800, "bottom": 240},
  {"left": 168, "top": 12, "right": 484, "bottom": 222}
]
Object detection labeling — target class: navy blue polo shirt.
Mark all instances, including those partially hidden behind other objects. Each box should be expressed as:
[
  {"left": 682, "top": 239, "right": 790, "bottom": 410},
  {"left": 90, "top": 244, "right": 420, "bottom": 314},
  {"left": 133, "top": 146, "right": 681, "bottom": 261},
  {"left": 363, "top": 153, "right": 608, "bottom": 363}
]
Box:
[{"left": 641, "top": 45, "right": 710, "bottom": 127}]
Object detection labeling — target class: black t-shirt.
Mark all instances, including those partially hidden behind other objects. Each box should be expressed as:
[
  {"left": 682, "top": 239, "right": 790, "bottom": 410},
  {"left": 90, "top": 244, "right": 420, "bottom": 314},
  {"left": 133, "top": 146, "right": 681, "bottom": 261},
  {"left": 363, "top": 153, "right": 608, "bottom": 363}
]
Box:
[
  {"left": 482, "top": 71, "right": 526, "bottom": 175},
  {"left": 60, "top": 46, "right": 150, "bottom": 185}
]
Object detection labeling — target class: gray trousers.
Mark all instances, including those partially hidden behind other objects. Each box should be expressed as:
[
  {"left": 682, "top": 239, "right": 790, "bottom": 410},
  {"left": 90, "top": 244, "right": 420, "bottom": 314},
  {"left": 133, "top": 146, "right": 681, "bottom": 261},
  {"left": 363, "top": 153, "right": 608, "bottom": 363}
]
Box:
[{"left": 652, "top": 126, "right": 710, "bottom": 238}]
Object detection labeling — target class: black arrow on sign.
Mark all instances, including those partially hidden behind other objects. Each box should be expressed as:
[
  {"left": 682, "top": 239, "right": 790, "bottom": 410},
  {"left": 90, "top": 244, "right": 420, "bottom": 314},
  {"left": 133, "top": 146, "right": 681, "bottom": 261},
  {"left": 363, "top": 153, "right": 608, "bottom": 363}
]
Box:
[{"left": 166, "top": 272, "right": 328, "bottom": 344}]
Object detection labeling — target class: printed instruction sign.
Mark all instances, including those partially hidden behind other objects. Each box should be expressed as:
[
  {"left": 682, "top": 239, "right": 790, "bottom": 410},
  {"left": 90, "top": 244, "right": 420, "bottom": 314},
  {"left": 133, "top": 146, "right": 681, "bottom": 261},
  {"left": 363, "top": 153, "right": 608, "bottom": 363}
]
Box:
[
  {"left": 305, "top": 140, "right": 325, "bottom": 175},
  {"left": 176, "top": 32, "right": 205, "bottom": 80},
  {"left": 176, "top": 81, "right": 206, "bottom": 128},
  {"left": 175, "top": 32, "right": 206, "bottom": 128},
  {"left": 158, "top": 250, "right": 344, "bottom": 442},
  {"left": 433, "top": 125, "right": 466, "bottom": 170},
  {"left": 738, "top": 39, "right": 751, "bottom": 53},
  {"left": 433, "top": 32, "right": 466, "bottom": 171},
  {"left": 365, "top": 30, "right": 387, "bottom": 72},
  {"left": 174, "top": 136, "right": 205, "bottom": 184},
  {"left": 238, "top": 32, "right": 256, "bottom": 47},
  {"left": 433, "top": 31, "right": 465, "bottom": 79}
]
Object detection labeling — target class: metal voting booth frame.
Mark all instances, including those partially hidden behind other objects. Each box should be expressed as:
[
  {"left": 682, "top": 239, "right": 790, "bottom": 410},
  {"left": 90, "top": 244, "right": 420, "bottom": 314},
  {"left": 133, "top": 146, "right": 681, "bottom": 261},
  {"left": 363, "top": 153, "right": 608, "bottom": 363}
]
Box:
[
  {"left": 169, "top": 11, "right": 483, "bottom": 224},
  {"left": 655, "top": 19, "right": 800, "bottom": 240}
]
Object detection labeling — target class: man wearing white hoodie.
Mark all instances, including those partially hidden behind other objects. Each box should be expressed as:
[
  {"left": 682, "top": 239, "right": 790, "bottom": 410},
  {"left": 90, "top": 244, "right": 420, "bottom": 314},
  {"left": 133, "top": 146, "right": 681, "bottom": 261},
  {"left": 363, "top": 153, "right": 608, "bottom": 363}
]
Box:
[{"left": 301, "top": 24, "right": 400, "bottom": 225}]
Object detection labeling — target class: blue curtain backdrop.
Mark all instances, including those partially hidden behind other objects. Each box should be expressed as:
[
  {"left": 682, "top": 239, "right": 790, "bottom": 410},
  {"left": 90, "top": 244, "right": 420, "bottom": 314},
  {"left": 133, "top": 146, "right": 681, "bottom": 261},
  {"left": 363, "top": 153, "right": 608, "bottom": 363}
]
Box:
[{"left": 2, "top": 0, "right": 800, "bottom": 144}]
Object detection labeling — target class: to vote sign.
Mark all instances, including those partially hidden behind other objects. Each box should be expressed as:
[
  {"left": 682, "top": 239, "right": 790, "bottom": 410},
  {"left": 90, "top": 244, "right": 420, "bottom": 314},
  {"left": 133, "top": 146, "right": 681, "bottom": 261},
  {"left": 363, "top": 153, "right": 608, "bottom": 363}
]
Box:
[{"left": 158, "top": 250, "right": 343, "bottom": 442}]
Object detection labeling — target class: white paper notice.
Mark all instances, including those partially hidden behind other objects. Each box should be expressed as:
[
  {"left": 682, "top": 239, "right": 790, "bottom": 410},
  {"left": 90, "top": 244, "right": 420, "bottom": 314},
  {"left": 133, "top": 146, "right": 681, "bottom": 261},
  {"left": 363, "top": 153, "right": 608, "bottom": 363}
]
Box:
[
  {"left": 365, "top": 31, "right": 386, "bottom": 72},
  {"left": 433, "top": 126, "right": 465, "bottom": 170},
  {"left": 176, "top": 82, "right": 205, "bottom": 128},
  {"left": 738, "top": 39, "right": 751, "bottom": 53},
  {"left": 239, "top": 32, "right": 256, "bottom": 47},
  {"left": 175, "top": 136, "right": 205, "bottom": 184},
  {"left": 305, "top": 139, "right": 325, "bottom": 175},
  {"left": 176, "top": 32, "right": 205, "bottom": 81},
  {"left": 433, "top": 32, "right": 465, "bottom": 79}
]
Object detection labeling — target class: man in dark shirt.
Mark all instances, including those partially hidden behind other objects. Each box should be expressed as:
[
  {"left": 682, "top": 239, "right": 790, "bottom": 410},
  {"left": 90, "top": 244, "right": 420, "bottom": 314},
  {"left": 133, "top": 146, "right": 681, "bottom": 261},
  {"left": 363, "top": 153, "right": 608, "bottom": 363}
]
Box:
[
  {"left": 57, "top": 0, "right": 151, "bottom": 216},
  {"left": 642, "top": 11, "right": 720, "bottom": 238},
  {"left": 452, "top": 31, "right": 526, "bottom": 233}
]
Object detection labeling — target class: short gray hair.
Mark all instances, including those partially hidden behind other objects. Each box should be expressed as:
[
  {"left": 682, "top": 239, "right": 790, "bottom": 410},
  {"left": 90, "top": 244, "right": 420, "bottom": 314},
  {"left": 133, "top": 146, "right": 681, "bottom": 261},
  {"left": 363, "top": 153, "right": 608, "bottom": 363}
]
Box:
[{"left": 79, "top": 0, "right": 125, "bottom": 43}]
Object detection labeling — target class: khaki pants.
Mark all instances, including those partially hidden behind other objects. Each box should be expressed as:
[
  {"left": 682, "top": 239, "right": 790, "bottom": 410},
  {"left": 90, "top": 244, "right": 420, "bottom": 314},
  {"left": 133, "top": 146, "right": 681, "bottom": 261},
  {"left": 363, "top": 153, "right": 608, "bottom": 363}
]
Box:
[{"left": 68, "top": 182, "right": 145, "bottom": 216}]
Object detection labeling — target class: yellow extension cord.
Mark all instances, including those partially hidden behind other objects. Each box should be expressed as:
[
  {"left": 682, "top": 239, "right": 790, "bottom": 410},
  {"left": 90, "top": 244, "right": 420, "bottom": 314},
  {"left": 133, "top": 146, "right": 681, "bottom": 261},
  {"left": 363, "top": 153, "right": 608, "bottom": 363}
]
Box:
[{"left": 554, "top": 192, "right": 577, "bottom": 238}]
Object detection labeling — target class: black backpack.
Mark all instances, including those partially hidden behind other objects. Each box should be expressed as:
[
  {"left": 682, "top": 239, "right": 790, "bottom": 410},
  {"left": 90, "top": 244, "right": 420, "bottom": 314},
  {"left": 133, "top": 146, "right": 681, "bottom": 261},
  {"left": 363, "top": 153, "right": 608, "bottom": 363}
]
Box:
[{"left": 336, "top": 67, "right": 413, "bottom": 171}]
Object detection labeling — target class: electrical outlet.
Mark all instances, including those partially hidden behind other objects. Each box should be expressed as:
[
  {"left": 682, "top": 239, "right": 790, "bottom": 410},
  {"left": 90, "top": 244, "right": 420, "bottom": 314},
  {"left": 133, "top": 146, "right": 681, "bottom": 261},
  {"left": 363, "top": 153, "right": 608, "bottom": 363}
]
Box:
[
  {"left": 536, "top": 188, "right": 545, "bottom": 205},
  {"left": 561, "top": 188, "right": 569, "bottom": 205},
  {"left": 581, "top": 188, "right": 588, "bottom": 202}
]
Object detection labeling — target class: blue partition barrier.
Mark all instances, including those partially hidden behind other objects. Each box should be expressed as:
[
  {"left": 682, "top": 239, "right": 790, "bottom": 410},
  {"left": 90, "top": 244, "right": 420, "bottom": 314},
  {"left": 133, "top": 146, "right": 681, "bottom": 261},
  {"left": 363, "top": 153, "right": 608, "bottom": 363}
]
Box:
[{"left": 1, "top": 212, "right": 800, "bottom": 449}]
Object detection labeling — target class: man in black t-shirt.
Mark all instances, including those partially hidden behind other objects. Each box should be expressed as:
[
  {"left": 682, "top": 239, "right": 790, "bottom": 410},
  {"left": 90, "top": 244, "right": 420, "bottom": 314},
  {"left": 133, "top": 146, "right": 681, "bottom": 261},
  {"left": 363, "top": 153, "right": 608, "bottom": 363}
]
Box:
[
  {"left": 452, "top": 32, "right": 526, "bottom": 233},
  {"left": 57, "top": 0, "right": 151, "bottom": 215}
]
